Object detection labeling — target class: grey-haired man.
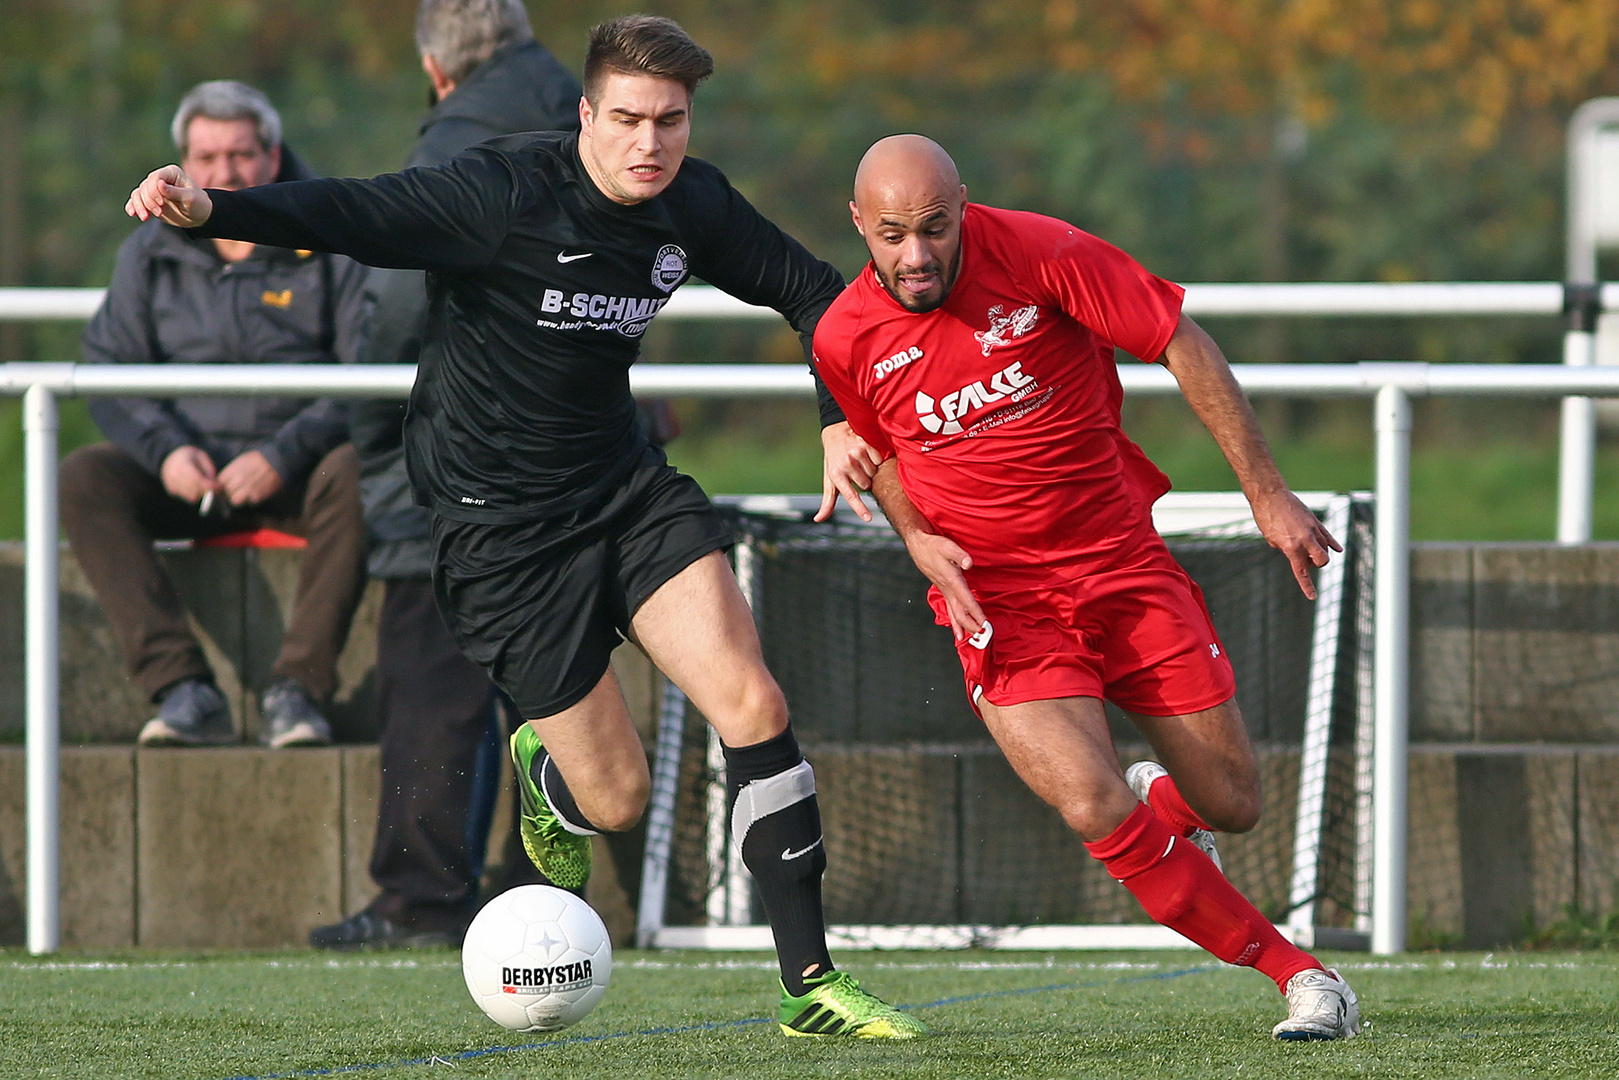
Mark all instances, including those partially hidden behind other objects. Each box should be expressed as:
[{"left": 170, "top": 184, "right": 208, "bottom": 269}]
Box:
[{"left": 62, "top": 80, "right": 369, "bottom": 749}]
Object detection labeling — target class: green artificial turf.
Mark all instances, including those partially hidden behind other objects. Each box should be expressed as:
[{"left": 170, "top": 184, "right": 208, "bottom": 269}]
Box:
[{"left": 3, "top": 950, "right": 1617, "bottom": 1079}]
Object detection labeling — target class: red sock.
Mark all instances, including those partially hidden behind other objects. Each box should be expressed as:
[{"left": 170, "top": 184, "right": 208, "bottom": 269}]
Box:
[
  {"left": 1148, "top": 774, "right": 1212, "bottom": 836},
  {"left": 1085, "top": 803, "right": 1321, "bottom": 993}
]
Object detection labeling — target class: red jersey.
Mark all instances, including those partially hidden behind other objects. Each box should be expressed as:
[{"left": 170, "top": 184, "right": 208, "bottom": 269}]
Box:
[{"left": 813, "top": 203, "right": 1185, "bottom": 569}]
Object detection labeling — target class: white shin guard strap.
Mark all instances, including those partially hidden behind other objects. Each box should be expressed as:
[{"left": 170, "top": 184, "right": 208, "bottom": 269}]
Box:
[{"left": 730, "top": 759, "right": 815, "bottom": 856}]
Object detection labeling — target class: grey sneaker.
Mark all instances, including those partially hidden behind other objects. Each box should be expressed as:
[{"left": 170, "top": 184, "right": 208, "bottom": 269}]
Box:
[
  {"left": 1124, "top": 760, "right": 1222, "bottom": 872},
  {"left": 1273, "top": 967, "right": 1361, "bottom": 1040},
  {"left": 260, "top": 679, "right": 332, "bottom": 748},
  {"left": 139, "top": 678, "right": 235, "bottom": 746}
]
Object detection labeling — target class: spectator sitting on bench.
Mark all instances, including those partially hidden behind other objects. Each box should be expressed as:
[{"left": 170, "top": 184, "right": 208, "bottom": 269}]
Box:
[{"left": 61, "top": 80, "right": 369, "bottom": 749}]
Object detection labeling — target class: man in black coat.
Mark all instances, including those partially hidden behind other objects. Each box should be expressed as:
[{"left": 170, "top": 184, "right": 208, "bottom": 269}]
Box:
[{"left": 311, "top": 0, "right": 584, "bottom": 950}]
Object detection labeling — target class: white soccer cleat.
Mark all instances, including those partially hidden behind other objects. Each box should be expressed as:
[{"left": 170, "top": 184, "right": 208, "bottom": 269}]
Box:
[
  {"left": 1272, "top": 967, "right": 1360, "bottom": 1041},
  {"left": 1124, "top": 760, "right": 1222, "bottom": 872}
]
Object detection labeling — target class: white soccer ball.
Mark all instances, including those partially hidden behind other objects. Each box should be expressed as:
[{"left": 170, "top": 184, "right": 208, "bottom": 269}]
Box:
[{"left": 461, "top": 885, "right": 613, "bottom": 1032}]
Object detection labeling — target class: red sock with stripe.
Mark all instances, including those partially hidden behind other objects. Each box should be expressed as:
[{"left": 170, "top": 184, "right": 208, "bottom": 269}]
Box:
[
  {"left": 1147, "top": 774, "right": 1213, "bottom": 836},
  {"left": 1085, "top": 803, "right": 1321, "bottom": 993}
]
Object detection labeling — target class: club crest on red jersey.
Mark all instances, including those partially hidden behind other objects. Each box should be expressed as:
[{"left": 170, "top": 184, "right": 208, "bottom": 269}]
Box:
[{"left": 974, "top": 303, "right": 1039, "bottom": 356}]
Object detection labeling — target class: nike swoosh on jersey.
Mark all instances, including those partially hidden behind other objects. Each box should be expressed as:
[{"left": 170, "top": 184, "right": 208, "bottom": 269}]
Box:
[
  {"left": 781, "top": 836, "right": 824, "bottom": 860},
  {"left": 556, "top": 251, "right": 593, "bottom": 263}
]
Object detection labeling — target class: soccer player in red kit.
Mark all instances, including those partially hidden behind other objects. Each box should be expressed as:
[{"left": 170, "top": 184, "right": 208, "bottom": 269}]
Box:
[{"left": 812, "top": 135, "right": 1361, "bottom": 1040}]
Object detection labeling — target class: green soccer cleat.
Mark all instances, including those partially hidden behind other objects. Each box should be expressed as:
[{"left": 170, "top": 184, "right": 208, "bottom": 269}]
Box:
[
  {"left": 778, "top": 970, "right": 929, "bottom": 1039},
  {"left": 509, "top": 724, "right": 592, "bottom": 891}
]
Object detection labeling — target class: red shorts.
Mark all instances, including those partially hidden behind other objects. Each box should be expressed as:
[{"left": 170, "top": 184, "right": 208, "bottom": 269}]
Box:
[{"left": 929, "top": 541, "right": 1236, "bottom": 718}]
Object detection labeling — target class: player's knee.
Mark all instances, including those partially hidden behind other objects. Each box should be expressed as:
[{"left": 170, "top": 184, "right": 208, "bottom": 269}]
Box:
[
  {"left": 1205, "top": 780, "right": 1262, "bottom": 834},
  {"left": 723, "top": 669, "right": 790, "bottom": 742},
  {"left": 592, "top": 802, "right": 645, "bottom": 834},
  {"left": 589, "top": 773, "right": 650, "bottom": 833},
  {"left": 1055, "top": 789, "right": 1137, "bottom": 843}
]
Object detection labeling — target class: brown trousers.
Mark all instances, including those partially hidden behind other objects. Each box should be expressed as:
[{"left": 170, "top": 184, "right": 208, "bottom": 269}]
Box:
[{"left": 59, "top": 442, "right": 367, "bottom": 703}]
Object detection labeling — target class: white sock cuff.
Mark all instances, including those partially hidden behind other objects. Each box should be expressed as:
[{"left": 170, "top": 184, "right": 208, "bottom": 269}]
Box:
[{"left": 730, "top": 759, "right": 815, "bottom": 855}]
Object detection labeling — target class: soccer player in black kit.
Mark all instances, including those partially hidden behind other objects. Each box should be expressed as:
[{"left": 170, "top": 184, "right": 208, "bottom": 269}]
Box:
[{"left": 126, "top": 16, "right": 923, "bottom": 1040}]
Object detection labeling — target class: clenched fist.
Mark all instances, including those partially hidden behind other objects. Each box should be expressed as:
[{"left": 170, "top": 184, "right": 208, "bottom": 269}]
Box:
[{"left": 126, "top": 165, "right": 214, "bottom": 229}]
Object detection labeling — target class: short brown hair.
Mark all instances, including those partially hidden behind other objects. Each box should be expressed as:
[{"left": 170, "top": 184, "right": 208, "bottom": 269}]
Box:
[{"left": 584, "top": 15, "right": 714, "bottom": 104}]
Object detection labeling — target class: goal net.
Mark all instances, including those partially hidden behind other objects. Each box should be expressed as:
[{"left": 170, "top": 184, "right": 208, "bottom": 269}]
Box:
[{"left": 636, "top": 492, "right": 1374, "bottom": 951}]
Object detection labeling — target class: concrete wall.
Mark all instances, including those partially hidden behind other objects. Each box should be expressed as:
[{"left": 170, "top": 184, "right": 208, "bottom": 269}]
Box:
[
  {"left": 0, "top": 544, "right": 383, "bottom": 744},
  {"left": 1, "top": 542, "right": 1617, "bottom": 948},
  {"left": 1412, "top": 542, "right": 1619, "bottom": 742},
  {"left": 0, "top": 641, "right": 661, "bottom": 949}
]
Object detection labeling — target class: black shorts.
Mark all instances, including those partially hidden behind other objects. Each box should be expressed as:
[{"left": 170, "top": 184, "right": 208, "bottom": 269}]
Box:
[{"left": 431, "top": 449, "right": 733, "bottom": 719}]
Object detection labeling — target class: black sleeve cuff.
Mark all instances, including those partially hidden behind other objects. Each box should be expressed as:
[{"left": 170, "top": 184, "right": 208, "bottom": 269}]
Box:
[{"left": 813, "top": 368, "right": 846, "bottom": 428}]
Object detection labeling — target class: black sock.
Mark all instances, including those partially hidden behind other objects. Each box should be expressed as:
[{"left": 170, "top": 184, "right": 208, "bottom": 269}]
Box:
[
  {"left": 529, "top": 751, "right": 603, "bottom": 834},
  {"left": 725, "top": 727, "right": 833, "bottom": 996}
]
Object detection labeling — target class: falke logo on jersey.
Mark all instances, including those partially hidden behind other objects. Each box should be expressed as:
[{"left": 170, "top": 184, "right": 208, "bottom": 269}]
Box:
[
  {"left": 974, "top": 303, "right": 1039, "bottom": 356},
  {"left": 873, "top": 346, "right": 923, "bottom": 380},
  {"left": 651, "top": 244, "right": 689, "bottom": 292},
  {"left": 538, "top": 289, "right": 669, "bottom": 338},
  {"left": 500, "top": 960, "right": 594, "bottom": 994},
  {"left": 914, "top": 361, "right": 1036, "bottom": 435}
]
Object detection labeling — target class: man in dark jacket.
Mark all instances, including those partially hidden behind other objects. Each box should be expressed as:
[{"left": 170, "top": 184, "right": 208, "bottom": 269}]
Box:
[
  {"left": 312, "top": 0, "right": 584, "bottom": 950},
  {"left": 61, "top": 80, "right": 369, "bottom": 750}
]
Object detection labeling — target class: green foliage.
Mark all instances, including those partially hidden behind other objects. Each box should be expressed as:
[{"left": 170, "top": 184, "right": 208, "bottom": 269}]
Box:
[
  {"left": 1528, "top": 905, "right": 1619, "bottom": 950},
  {"left": 0, "top": 397, "right": 101, "bottom": 540},
  {"left": 0, "top": 2, "right": 1613, "bottom": 540}
]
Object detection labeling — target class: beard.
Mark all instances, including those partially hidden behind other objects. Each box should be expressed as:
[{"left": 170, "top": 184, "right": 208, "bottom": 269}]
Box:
[{"left": 874, "top": 243, "right": 962, "bottom": 314}]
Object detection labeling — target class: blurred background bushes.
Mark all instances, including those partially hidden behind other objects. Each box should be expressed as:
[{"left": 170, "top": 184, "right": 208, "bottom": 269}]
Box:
[{"left": 4, "top": 1, "right": 1619, "bottom": 538}]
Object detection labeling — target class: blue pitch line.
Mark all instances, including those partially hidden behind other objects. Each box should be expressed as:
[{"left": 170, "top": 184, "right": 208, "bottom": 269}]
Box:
[{"left": 218, "top": 963, "right": 1215, "bottom": 1080}]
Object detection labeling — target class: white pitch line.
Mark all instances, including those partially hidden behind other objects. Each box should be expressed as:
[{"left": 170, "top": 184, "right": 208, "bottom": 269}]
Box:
[
  {"left": 3, "top": 957, "right": 458, "bottom": 972},
  {"left": 1333, "top": 958, "right": 1587, "bottom": 972},
  {"left": 4, "top": 954, "right": 1599, "bottom": 975},
  {"left": 618, "top": 958, "right": 1189, "bottom": 972}
]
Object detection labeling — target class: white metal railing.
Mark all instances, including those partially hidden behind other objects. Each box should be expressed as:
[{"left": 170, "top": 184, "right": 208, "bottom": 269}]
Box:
[
  {"left": 7, "top": 281, "right": 1619, "bottom": 321},
  {"left": 5, "top": 280, "right": 1614, "bottom": 542},
  {"left": 8, "top": 359, "right": 1619, "bottom": 958}
]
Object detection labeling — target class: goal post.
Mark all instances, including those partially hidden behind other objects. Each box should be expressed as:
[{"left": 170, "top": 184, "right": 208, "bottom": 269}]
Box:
[{"left": 637, "top": 492, "right": 1374, "bottom": 951}]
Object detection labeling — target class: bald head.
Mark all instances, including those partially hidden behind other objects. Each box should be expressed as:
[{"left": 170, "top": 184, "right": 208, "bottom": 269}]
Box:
[
  {"left": 850, "top": 135, "right": 968, "bottom": 313},
  {"left": 853, "top": 135, "right": 961, "bottom": 214}
]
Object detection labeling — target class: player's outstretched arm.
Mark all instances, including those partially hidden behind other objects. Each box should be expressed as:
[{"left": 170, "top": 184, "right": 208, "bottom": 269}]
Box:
[
  {"left": 815, "top": 421, "right": 884, "bottom": 523},
  {"left": 1159, "top": 313, "right": 1340, "bottom": 599},
  {"left": 125, "top": 165, "right": 213, "bottom": 229},
  {"left": 870, "top": 459, "right": 986, "bottom": 640}
]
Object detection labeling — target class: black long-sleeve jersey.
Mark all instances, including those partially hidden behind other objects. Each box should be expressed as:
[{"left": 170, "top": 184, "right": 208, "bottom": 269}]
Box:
[{"left": 198, "top": 130, "right": 844, "bottom": 523}]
